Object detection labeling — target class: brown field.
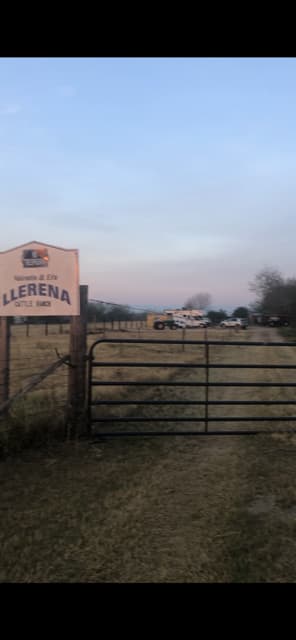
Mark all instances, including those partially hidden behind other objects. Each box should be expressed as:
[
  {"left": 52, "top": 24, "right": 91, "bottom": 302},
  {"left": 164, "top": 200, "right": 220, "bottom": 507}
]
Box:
[{"left": 1, "top": 325, "right": 296, "bottom": 582}]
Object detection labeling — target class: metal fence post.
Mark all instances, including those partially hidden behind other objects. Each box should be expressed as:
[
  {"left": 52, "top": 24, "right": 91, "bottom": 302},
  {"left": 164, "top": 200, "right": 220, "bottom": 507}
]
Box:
[{"left": 67, "top": 285, "right": 88, "bottom": 437}]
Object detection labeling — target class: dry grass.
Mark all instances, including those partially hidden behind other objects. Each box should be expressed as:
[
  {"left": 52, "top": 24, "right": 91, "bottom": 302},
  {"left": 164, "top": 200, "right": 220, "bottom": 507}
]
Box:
[{"left": 1, "top": 325, "right": 296, "bottom": 582}]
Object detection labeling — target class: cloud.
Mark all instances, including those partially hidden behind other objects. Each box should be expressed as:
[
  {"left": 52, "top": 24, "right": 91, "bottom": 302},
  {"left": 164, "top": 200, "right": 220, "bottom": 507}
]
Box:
[
  {"left": 0, "top": 104, "right": 21, "bottom": 116},
  {"left": 58, "top": 85, "right": 77, "bottom": 98}
]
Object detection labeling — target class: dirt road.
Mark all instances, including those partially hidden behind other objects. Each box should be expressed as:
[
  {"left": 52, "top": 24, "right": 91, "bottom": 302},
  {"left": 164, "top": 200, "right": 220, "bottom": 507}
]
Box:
[{"left": 1, "top": 326, "right": 296, "bottom": 582}]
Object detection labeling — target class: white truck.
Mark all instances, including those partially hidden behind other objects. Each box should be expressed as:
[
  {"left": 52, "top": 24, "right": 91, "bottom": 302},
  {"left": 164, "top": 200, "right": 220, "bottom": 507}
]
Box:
[{"left": 153, "top": 310, "right": 209, "bottom": 330}]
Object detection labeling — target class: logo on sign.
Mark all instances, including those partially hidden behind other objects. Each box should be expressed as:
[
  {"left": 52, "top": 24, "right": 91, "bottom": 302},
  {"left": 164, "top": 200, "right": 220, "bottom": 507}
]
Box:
[{"left": 22, "top": 248, "right": 49, "bottom": 268}]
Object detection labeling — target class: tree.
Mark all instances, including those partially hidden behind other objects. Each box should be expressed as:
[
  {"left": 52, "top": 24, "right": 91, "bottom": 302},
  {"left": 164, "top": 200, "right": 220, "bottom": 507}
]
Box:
[
  {"left": 183, "top": 292, "right": 212, "bottom": 310},
  {"left": 249, "top": 268, "right": 284, "bottom": 309},
  {"left": 249, "top": 267, "right": 296, "bottom": 320},
  {"left": 87, "top": 302, "right": 106, "bottom": 322},
  {"left": 207, "top": 309, "right": 228, "bottom": 323},
  {"left": 232, "top": 306, "right": 249, "bottom": 318}
]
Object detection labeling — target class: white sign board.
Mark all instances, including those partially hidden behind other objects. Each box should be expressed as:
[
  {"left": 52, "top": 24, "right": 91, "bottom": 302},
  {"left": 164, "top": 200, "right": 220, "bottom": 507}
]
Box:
[{"left": 0, "top": 241, "right": 80, "bottom": 316}]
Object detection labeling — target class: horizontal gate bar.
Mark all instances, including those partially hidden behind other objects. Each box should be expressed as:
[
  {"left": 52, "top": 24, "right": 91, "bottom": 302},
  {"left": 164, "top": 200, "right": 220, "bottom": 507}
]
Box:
[
  {"left": 92, "top": 362, "right": 206, "bottom": 367},
  {"left": 91, "top": 430, "right": 296, "bottom": 437},
  {"left": 91, "top": 400, "right": 296, "bottom": 405},
  {"left": 90, "top": 381, "right": 296, "bottom": 387},
  {"left": 89, "top": 338, "right": 296, "bottom": 347},
  {"left": 91, "top": 416, "right": 296, "bottom": 422},
  {"left": 91, "top": 362, "right": 296, "bottom": 369}
]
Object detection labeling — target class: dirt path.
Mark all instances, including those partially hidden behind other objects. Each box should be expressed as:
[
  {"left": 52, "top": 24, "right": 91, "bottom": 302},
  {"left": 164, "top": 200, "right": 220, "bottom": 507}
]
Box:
[{"left": 1, "top": 326, "right": 296, "bottom": 582}]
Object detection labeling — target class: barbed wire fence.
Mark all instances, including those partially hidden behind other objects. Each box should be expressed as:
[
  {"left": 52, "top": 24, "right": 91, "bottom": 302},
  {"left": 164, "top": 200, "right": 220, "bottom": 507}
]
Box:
[{"left": 10, "top": 297, "right": 162, "bottom": 336}]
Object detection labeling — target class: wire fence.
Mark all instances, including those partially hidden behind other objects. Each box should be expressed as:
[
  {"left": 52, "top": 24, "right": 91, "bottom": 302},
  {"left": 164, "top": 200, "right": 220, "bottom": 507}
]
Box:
[
  {"left": 1, "top": 316, "right": 232, "bottom": 449},
  {"left": 10, "top": 319, "right": 147, "bottom": 338},
  {"left": 0, "top": 320, "right": 150, "bottom": 443},
  {"left": 0, "top": 318, "right": 275, "bottom": 454}
]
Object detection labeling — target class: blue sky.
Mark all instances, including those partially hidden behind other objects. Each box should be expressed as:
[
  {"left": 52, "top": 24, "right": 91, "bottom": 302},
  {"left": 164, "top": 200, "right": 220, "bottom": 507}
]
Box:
[{"left": 1, "top": 57, "right": 296, "bottom": 311}]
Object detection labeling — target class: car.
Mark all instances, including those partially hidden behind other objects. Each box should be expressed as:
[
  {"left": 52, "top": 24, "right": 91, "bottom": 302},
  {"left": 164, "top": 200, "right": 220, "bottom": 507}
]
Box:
[
  {"left": 202, "top": 318, "right": 212, "bottom": 326},
  {"left": 238, "top": 317, "right": 248, "bottom": 329},
  {"left": 251, "top": 314, "right": 290, "bottom": 327},
  {"left": 267, "top": 316, "right": 290, "bottom": 327},
  {"left": 220, "top": 318, "right": 244, "bottom": 328},
  {"left": 181, "top": 318, "right": 207, "bottom": 328},
  {"left": 153, "top": 317, "right": 187, "bottom": 330},
  {"left": 191, "top": 319, "right": 208, "bottom": 328}
]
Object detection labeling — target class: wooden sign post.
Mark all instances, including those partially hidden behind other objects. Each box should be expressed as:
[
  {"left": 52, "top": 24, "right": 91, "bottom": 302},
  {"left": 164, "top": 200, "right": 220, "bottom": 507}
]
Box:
[
  {"left": 67, "top": 285, "right": 88, "bottom": 437},
  {"left": 0, "top": 317, "right": 10, "bottom": 407},
  {"left": 0, "top": 241, "right": 81, "bottom": 429}
]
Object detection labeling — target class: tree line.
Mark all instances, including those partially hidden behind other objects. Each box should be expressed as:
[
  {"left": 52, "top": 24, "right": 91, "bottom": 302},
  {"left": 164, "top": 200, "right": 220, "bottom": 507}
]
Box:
[
  {"left": 249, "top": 267, "right": 296, "bottom": 322},
  {"left": 87, "top": 302, "right": 146, "bottom": 322},
  {"left": 12, "top": 303, "right": 146, "bottom": 324}
]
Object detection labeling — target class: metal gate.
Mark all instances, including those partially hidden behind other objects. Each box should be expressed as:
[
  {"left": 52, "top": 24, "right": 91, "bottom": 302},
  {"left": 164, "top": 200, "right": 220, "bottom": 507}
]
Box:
[{"left": 87, "top": 337, "right": 296, "bottom": 437}]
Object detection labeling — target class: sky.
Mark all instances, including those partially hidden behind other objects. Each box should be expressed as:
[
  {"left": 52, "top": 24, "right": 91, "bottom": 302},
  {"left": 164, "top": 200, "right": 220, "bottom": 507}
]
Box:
[{"left": 1, "top": 57, "right": 296, "bottom": 312}]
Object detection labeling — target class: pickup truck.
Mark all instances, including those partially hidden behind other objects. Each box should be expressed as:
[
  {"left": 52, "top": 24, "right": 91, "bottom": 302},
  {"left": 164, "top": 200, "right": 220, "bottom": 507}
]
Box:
[
  {"left": 153, "top": 318, "right": 185, "bottom": 330},
  {"left": 153, "top": 316, "right": 208, "bottom": 330}
]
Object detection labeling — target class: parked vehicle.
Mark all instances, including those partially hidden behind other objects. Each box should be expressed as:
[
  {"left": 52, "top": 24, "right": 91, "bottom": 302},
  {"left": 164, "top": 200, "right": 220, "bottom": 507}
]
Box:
[
  {"left": 202, "top": 317, "right": 212, "bottom": 326},
  {"left": 220, "top": 318, "right": 245, "bottom": 328},
  {"left": 153, "top": 313, "right": 208, "bottom": 330},
  {"left": 150, "top": 308, "right": 211, "bottom": 330},
  {"left": 238, "top": 317, "right": 248, "bottom": 328},
  {"left": 153, "top": 317, "right": 185, "bottom": 330},
  {"left": 266, "top": 315, "right": 290, "bottom": 327},
  {"left": 178, "top": 316, "right": 207, "bottom": 328},
  {"left": 251, "top": 314, "right": 290, "bottom": 327}
]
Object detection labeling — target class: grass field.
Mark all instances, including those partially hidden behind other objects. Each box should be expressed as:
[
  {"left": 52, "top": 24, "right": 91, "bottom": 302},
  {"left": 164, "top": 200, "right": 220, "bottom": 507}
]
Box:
[
  {"left": 1, "top": 325, "right": 296, "bottom": 582},
  {"left": 3, "top": 323, "right": 296, "bottom": 447}
]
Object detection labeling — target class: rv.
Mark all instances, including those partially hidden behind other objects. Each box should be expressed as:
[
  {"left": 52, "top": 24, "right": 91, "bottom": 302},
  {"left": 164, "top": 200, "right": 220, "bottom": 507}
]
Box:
[{"left": 147, "top": 309, "right": 210, "bottom": 330}]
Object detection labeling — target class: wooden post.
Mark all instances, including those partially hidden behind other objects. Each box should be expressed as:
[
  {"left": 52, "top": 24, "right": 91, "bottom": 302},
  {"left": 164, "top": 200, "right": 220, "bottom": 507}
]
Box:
[
  {"left": 0, "top": 317, "right": 11, "bottom": 406},
  {"left": 67, "top": 285, "right": 88, "bottom": 437}
]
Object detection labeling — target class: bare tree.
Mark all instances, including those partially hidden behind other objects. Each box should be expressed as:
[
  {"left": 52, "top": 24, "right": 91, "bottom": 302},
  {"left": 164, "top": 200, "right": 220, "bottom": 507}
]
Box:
[
  {"left": 249, "top": 267, "right": 284, "bottom": 301},
  {"left": 249, "top": 267, "right": 296, "bottom": 317},
  {"left": 183, "top": 292, "right": 212, "bottom": 310}
]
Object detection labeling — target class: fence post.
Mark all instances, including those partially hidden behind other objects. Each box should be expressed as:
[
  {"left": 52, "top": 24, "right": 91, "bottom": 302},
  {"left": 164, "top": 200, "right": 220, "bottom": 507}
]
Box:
[
  {"left": 182, "top": 328, "right": 186, "bottom": 351},
  {"left": 67, "top": 285, "right": 88, "bottom": 437},
  {"left": 0, "top": 317, "right": 11, "bottom": 407}
]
